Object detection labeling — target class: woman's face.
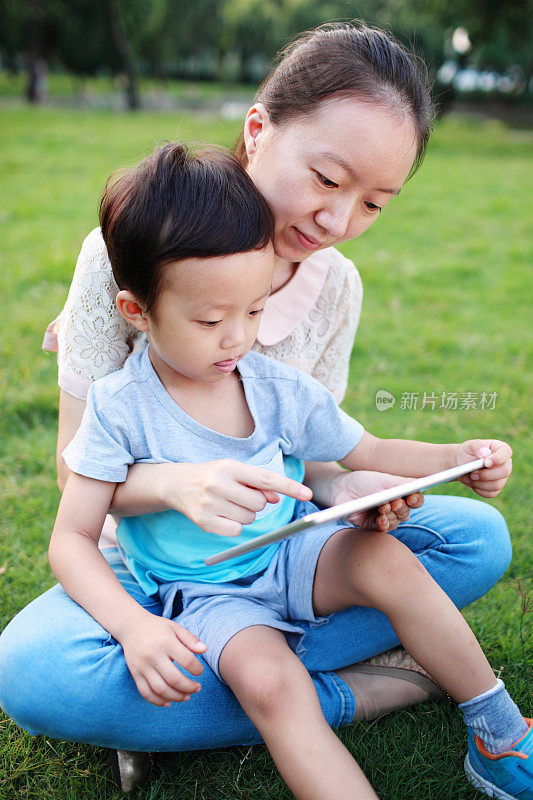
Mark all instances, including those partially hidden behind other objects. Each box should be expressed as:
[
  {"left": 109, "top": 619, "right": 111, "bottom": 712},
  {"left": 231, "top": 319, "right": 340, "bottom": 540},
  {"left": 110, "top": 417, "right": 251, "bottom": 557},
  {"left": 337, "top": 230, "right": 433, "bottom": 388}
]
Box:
[{"left": 244, "top": 97, "right": 419, "bottom": 263}]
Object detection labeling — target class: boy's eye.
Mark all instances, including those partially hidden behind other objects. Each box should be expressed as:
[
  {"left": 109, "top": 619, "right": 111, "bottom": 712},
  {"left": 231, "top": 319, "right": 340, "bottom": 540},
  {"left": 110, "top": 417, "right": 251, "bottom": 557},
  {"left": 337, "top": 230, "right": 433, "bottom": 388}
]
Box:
[
  {"left": 365, "top": 201, "right": 382, "bottom": 213},
  {"left": 198, "top": 320, "right": 221, "bottom": 327},
  {"left": 316, "top": 172, "right": 338, "bottom": 189}
]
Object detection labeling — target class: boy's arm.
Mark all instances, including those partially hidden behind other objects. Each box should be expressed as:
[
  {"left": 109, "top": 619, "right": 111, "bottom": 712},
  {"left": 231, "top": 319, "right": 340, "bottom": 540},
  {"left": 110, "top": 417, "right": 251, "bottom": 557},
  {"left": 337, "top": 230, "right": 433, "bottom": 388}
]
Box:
[
  {"left": 48, "top": 473, "right": 151, "bottom": 640},
  {"left": 292, "top": 370, "right": 511, "bottom": 498},
  {"left": 49, "top": 473, "right": 206, "bottom": 706},
  {"left": 340, "top": 433, "right": 512, "bottom": 497},
  {"left": 340, "top": 432, "right": 458, "bottom": 477}
]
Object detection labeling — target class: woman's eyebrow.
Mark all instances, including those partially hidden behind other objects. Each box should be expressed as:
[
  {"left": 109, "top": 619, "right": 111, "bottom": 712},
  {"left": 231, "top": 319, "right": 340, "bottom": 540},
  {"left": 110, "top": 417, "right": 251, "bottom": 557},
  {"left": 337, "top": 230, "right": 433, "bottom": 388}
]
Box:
[{"left": 318, "top": 151, "right": 401, "bottom": 196}]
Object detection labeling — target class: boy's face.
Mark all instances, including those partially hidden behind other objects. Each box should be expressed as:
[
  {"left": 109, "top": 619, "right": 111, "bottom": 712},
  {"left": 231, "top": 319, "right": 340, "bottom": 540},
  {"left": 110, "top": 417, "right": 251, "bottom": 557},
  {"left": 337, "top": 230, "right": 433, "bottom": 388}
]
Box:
[{"left": 144, "top": 246, "right": 275, "bottom": 387}]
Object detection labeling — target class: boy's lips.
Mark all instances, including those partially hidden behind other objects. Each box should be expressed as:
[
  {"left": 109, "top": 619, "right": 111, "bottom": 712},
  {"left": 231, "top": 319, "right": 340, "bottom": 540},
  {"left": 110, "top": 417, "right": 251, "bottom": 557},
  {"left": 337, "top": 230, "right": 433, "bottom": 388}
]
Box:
[{"left": 213, "top": 357, "right": 239, "bottom": 373}]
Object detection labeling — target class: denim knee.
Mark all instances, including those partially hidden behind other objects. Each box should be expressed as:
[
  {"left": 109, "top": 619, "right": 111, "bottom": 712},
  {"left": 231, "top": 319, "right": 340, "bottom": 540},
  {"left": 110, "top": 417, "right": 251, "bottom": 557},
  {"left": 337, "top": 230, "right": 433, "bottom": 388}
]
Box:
[
  {"left": 468, "top": 500, "right": 512, "bottom": 592},
  {"left": 0, "top": 586, "right": 117, "bottom": 741},
  {"left": 0, "top": 615, "right": 43, "bottom": 735}
]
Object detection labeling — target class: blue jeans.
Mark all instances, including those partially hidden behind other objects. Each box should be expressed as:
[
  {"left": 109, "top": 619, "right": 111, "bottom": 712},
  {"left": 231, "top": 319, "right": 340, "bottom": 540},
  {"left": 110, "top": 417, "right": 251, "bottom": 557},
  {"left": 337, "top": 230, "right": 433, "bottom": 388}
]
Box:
[{"left": 0, "top": 496, "right": 511, "bottom": 752}]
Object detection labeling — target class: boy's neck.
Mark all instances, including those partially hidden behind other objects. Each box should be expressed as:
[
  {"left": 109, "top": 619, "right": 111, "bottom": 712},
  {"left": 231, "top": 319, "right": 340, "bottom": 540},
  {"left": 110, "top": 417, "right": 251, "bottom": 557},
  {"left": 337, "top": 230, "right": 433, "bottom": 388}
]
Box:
[
  {"left": 147, "top": 347, "right": 255, "bottom": 438},
  {"left": 148, "top": 345, "right": 239, "bottom": 398}
]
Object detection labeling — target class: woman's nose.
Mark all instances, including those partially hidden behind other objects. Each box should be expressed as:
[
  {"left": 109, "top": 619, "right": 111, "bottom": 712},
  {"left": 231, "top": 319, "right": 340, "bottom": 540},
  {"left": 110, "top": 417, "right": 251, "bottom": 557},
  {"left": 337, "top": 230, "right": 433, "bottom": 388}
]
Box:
[{"left": 315, "top": 200, "right": 354, "bottom": 240}]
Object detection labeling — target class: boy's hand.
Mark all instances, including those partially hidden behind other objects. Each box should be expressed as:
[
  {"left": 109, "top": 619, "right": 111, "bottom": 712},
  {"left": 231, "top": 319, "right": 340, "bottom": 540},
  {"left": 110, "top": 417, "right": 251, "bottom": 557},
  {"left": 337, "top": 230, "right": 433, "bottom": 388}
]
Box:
[
  {"left": 332, "top": 470, "right": 424, "bottom": 531},
  {"left": 119, "top": 613, "right": 207, "bottom": 707},
  {"left": 457, "top": 440, "right": 513, "bottom": 497}
]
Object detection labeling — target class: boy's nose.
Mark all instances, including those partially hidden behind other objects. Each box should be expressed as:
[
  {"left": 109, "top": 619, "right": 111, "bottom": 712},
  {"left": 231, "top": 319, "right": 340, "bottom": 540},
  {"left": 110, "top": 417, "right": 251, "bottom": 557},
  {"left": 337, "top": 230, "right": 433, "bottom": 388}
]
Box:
[{"left": 221, "top": 323, "right": 246, "bottom": 350}]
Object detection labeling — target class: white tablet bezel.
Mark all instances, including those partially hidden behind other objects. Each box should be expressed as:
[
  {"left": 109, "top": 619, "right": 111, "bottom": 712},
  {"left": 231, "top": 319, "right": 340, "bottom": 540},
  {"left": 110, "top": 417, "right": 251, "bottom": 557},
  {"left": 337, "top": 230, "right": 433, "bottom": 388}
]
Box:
[{"left": 204, "top": 458, "right": 485, "bottom": 566}]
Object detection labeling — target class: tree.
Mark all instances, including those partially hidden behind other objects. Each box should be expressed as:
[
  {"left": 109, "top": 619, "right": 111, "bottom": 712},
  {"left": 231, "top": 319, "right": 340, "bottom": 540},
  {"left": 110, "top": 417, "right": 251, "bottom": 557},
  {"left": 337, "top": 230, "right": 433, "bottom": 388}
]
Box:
[
  {"left": 104, "top": 0, "right": 139, "bottom": 109},
  {"left": 0, "top": 0, "right": 530, "bottom": 101},
  {"left": 416, "top": 0, "right": 533, "bottom": 73}
]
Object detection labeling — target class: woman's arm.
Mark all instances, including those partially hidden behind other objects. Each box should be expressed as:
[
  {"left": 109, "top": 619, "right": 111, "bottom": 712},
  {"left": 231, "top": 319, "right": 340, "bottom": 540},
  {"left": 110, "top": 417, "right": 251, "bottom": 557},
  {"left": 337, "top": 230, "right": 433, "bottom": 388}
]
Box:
[
  {"left": 57, "top": 387, "right": 187, "bottom": 514},
  {"left": 56, "top": 388, "right": 146, "bottom": 513},
  {"left": 56, "top": 390, "right": 86, "bottom": 491},
  {"left": 55, "top": 228, "right": 133, "bottom": 493},
  {"left": 56, "top": 390, "right": 312, "bottom": 531},
  {"left": 111, "top": 462, "right": 186, "bottom": 515}
]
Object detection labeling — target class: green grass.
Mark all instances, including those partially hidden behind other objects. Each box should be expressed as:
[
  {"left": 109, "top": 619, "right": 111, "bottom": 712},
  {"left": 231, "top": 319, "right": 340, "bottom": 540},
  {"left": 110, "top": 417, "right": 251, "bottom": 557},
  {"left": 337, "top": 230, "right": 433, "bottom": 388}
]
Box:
[
  {"left": 0, "top": 71, "right": 256, "bottom": 109},
  {"left": 0, "top": 105, "right": 532, "bottom": 799}
]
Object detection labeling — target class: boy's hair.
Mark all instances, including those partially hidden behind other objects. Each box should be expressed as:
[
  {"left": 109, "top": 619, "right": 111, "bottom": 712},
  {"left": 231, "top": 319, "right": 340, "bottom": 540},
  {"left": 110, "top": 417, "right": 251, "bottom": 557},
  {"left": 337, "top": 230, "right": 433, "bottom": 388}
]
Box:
[{"left": 100, "top": 142, "right": 274, "bottom": 312}]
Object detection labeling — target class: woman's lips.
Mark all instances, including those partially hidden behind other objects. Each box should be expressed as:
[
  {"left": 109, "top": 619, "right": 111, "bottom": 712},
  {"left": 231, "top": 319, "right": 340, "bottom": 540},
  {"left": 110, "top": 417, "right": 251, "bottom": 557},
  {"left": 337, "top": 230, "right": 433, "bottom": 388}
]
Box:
[
  {"left": 213, "top": 358, "right": 239, "bottom": 373},
  {"left": 293, "top": 227, "right": 324, "bottom": 251}
]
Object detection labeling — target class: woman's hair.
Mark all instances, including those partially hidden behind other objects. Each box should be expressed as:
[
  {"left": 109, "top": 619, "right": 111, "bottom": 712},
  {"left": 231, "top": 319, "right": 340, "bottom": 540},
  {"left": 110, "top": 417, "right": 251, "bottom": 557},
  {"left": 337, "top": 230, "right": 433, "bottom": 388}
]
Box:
[
  {"left": 100, "top": 142, "right": 274, "bottom": 313},
  {"left": 235, "top": 22, "right": 434, "bottom": 175}
]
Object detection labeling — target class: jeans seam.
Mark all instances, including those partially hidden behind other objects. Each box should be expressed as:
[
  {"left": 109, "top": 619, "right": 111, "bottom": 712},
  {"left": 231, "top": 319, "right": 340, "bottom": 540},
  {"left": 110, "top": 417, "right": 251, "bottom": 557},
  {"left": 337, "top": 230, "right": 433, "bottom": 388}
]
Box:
[
  {"left": 329, "top": 672, "right": 355, "bottom": 728},
  {"left": 398, "top": 521, "right": 448, "bottom": 546}
]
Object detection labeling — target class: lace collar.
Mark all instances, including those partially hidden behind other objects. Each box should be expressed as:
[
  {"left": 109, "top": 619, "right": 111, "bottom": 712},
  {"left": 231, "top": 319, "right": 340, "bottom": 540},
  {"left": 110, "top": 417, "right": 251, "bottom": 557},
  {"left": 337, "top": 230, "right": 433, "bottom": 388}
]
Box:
[{"left": 257, "top": 248, "right": 332, "bottom": 346}]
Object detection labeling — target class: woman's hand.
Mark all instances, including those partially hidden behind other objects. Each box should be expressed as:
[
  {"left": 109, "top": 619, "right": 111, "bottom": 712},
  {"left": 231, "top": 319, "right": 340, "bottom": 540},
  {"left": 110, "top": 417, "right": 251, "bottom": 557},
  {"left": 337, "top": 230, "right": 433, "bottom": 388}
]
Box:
[
  {"left": 330, "top": 470, "right": 424, "bottom": 532},
  {"left": 159, "top": 459, "right": 312, "bottom": 537},
  {"left": 456, "top": 440, "right": 513, "bottom": 497},
  {"left": 119, "top": 613, "right": 207, "bottom": 707}
]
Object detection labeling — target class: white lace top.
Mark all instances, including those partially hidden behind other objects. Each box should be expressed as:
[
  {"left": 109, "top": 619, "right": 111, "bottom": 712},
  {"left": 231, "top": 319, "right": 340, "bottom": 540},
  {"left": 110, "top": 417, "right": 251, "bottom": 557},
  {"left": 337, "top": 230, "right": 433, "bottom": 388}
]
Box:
[{"left": 45, "top": 227, "right": 363, "bottom": 404}]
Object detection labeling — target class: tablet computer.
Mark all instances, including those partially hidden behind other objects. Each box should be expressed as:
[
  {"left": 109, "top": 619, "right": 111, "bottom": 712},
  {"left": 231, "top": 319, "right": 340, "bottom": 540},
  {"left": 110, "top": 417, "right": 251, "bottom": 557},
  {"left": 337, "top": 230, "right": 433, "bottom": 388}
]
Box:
[{"left": 204, "top": 458, "right": 485, "bottom": 566}]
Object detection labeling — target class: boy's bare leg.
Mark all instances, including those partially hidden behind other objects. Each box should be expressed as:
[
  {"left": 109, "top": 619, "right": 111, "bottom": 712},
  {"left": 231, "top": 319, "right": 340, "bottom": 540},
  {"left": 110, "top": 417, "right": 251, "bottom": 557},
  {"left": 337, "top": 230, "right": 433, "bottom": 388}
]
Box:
[
  {"left": 218, "top": 625, "right": 379, "bottom": 800},
  {"left": 313, "top": 530, "right": 497, "bottom": 704}
]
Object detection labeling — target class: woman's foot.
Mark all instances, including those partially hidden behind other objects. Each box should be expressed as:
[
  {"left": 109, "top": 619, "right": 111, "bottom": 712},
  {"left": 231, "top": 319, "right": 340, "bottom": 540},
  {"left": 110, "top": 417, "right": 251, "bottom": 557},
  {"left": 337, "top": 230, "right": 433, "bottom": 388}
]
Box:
[
  {"left": 335, "top": 646, "right": 447, "bottom": 722},
  {"left": 109, "top": 749, "right": 153, "bottom": 792}
]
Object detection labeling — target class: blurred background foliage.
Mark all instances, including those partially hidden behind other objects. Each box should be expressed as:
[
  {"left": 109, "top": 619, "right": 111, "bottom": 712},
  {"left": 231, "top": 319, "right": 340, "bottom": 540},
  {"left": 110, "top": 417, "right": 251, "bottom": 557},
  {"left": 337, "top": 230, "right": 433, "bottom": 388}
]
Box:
[{"left": 1, "top": 0, "right": 531, "bottom": 110}]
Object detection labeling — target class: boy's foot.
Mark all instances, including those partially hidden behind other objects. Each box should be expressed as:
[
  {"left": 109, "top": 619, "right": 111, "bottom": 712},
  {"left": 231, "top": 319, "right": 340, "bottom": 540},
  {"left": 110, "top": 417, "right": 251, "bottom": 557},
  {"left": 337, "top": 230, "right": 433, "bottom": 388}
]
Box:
[
  {"left": 109, "top": 749, "right": 153, "bottom": 793},
  {"left": 335, "top": 646, "right": 446, "bottom": 722},
  {"left": 465, "top": 717, "right": 533, "bottom": 799}
]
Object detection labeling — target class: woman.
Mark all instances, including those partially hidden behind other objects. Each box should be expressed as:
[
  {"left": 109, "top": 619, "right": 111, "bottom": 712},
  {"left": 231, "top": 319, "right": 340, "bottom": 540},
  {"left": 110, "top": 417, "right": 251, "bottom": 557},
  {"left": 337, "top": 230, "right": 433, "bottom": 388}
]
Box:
[{"left": 0, "top": 22, "right": 511, "bottom": 793}]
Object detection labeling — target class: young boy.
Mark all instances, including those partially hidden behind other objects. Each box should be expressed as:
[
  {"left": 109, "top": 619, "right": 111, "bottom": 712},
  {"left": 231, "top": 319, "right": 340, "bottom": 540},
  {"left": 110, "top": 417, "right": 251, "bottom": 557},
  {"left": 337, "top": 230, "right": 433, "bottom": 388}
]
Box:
[{"left": 49, "top": 143, "right": 531, "bottom": 800}]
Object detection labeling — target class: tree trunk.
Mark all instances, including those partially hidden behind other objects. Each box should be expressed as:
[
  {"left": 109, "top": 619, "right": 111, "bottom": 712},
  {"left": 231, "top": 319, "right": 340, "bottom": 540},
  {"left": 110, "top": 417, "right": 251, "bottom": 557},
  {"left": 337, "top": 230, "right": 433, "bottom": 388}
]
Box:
[
  {"left": 26, "top": 0, "right": 47, "bottom": 103},
  {"left": 105, "top": 0, "right": 140, "bottom": 110}
]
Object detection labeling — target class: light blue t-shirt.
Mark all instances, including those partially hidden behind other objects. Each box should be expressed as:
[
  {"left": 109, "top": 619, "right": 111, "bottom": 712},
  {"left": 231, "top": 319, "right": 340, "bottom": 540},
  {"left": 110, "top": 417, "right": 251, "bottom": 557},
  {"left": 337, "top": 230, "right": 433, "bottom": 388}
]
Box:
[{"left": 63, "top": 348, "right": 364, "bottom": 594}]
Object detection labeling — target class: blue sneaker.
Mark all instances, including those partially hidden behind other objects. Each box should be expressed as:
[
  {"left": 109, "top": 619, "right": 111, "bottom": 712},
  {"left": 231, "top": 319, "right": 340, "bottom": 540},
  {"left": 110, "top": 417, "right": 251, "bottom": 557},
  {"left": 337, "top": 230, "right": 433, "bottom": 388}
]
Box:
[{"left": 465, "top": 718, "right": 533, "bottom": 799}]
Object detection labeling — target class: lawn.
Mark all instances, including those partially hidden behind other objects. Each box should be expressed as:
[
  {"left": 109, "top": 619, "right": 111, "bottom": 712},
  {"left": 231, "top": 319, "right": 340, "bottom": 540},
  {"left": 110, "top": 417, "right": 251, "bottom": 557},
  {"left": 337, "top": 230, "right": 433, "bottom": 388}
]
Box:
[{"left": 0, "top": 105, "right": 531, "bottom": 799}]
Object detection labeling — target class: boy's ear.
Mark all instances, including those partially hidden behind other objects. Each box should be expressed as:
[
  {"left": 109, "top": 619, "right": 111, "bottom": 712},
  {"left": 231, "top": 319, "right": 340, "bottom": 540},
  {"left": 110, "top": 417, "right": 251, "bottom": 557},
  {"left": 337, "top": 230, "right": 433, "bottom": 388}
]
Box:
[
  {"left": 243, "top": 103, "right": 270, "bottom": 161},
  {"left": 116, "top": 290, "right": 150, "bottom": 331}
]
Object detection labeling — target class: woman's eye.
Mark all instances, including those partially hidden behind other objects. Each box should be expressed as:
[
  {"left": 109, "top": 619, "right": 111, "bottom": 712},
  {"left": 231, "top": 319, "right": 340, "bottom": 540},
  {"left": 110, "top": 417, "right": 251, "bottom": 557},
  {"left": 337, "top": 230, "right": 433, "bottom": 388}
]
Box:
[
  {"left": 198, "top": 320, "right": 221, "bottom": 327},
  {"left": 249, "top": 309, "right": 264, "bottom": 317},
  {"left": 365, "top": 202, "right": 382, "bottom": 213},
  {"left": 316, "top": 172, "right": 338, "bottom": 189}
]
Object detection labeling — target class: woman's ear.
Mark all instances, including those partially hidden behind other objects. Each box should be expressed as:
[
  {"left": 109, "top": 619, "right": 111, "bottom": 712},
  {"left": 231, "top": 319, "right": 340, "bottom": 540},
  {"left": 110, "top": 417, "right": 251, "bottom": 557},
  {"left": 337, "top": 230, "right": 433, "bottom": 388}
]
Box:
[
  {"left": 116, "top": 290, "right": 150, "bottom": 331},
  {"left": 243, "top": 103, "right": 270, "bottom": 161}
]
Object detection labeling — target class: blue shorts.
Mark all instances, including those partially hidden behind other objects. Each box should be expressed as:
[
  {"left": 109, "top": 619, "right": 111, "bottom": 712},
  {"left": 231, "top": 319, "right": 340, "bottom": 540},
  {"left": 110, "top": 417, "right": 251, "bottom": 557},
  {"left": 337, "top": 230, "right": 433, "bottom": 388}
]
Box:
[{"left": 159, "top": 516, "right": 351, "bottom": 679}]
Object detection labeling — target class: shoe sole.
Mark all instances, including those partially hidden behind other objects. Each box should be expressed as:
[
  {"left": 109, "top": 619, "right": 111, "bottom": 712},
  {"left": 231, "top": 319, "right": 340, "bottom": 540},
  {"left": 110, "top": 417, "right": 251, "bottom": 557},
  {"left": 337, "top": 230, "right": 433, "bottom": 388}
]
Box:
[
  {"left": 109, "top": 749, "right": 152, "bottom": 793},
  {"left": 348, "top": 664, "right": 446, "bottom": 699},
  {"left": 464, "top": 754, "right": 518, "bottom": 800}
]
